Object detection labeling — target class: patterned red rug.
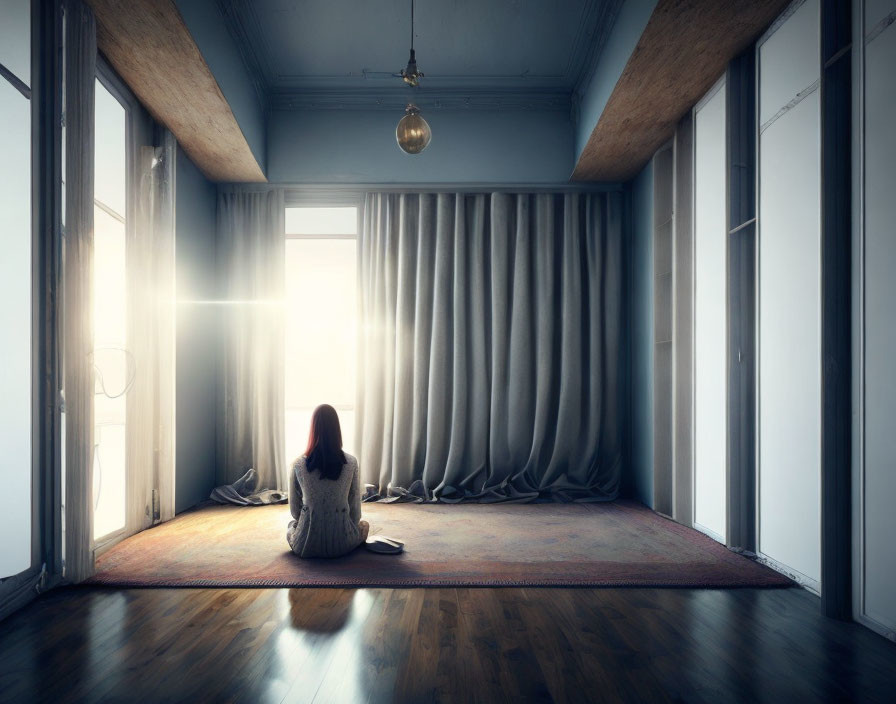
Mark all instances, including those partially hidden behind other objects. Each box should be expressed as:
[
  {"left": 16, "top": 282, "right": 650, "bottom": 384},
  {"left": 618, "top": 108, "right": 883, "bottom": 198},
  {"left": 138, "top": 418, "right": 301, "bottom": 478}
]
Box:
[{"left": 87, "top": 501, "right": 792, "bottom": 588}]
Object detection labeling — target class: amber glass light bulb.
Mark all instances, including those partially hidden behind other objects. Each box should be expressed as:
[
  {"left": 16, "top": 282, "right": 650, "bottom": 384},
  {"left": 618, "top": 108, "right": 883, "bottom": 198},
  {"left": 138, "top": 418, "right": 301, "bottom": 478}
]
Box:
[{"left": 396, "top": 104, "right": 432, "bottom": 154}]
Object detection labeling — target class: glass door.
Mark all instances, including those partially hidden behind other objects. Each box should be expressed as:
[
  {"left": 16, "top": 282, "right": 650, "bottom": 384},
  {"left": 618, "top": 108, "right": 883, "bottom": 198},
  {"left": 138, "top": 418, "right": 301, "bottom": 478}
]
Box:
[
  {"left": 0, "top": 0, "right": 34, "bottom": 580},
  {"left": 693, "top": 77, "right": 728, "bottom": 543},
  {"left": 92, "top": 77, "right": 129, "bottom": 541}
]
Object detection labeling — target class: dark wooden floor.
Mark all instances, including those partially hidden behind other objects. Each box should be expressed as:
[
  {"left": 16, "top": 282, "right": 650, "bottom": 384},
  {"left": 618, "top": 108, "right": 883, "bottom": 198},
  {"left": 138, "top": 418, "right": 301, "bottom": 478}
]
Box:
[{"left": 1, "top": 586, "right": 895, "bottom": 703}]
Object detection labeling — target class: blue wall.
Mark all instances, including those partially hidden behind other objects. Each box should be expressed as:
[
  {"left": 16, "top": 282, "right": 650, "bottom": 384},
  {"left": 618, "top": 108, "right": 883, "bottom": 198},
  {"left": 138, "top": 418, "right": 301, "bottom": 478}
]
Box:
[
  {"left": 175, "top": 0, "right": 267, "bottom": 174},
  {"left": 631, "top": 160, "right": 654, "bottom": 506},
  {"left": 576, "top": 0, "right": 657, "bottom": 161},
  {"left": 175, "top": 149, "right": 218, "bottom": 513},
  {"left": 267, "top": 108, "right": 574, "bottom": 184}
]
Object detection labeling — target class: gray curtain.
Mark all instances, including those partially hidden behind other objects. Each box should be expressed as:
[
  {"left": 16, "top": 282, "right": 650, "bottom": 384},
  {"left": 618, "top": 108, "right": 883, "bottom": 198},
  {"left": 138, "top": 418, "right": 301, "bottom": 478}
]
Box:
[
  {"left": 62, "top": 0, "right": 96, "bottom": 582},
  {"left": 217, "top": 190, "right": 286, "bottom": 490},
  {"left": 357, "top": 191, "right": 625, "bottom": 502}
]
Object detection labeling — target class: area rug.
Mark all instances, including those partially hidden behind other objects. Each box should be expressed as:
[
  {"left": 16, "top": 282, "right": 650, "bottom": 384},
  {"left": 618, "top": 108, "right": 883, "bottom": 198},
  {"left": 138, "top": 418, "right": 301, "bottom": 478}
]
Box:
[{"left": 87, "top": 501, "right": 792, "bottom": 588}]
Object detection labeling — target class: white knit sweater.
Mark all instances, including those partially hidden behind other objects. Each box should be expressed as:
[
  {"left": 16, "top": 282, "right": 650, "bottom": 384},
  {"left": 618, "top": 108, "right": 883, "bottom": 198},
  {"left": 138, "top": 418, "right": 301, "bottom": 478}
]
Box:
[{"left": 287, "top": 453, "right": 363, "bottom": 558}]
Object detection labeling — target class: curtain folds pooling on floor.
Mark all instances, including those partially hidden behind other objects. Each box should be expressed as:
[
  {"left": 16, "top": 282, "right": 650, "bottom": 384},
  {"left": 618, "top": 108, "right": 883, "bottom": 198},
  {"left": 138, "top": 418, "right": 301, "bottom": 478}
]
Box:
[{"left": 357, "top": 192, "right": 625, "bottom": 502}]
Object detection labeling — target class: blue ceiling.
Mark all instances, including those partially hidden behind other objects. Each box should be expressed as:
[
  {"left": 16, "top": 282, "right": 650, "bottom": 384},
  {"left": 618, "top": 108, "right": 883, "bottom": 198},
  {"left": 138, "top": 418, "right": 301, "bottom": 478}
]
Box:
[{"left": 219, "top": 0, "right": 621, "bottom": 110}]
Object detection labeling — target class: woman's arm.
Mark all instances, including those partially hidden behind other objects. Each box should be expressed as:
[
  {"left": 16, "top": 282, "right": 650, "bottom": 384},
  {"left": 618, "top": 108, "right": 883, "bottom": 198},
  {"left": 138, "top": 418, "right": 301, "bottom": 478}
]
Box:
[
  {"left": 289, "top": 460, "right": 303, "bottom": 520},
  {"left": 348, "top": 460, "right": 362, "bottom": 524}
]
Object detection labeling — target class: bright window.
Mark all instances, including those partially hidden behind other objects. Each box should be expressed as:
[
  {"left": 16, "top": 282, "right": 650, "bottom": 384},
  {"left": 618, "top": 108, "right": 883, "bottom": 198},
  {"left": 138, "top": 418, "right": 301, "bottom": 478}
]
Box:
[
  {"left": 93, "top": 78, "right": 128, "bottom": 540},
  {"left": 693, "top": 78, "right": 728, "bottom": 543},
  {"left": 0, "top": 0, "right": 33, "bottom": 579},
  {"left": 284, "top": 207, "right": 358, "bottom": 464}
]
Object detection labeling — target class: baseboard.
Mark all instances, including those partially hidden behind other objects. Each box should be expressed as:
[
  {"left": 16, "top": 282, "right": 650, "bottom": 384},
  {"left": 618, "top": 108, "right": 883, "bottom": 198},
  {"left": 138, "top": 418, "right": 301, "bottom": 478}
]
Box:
[
  {"left": 855, "top": 612, "right": 896, "bottom": 644},
  {"left": 0, "top": 571, "right": 40, "bottom": 624},
  {"left": 755, "top": 552, "right": 821, "bottom": 595},
  {"left": 693, "top": 522, "right": 725, "bottom": 545}
]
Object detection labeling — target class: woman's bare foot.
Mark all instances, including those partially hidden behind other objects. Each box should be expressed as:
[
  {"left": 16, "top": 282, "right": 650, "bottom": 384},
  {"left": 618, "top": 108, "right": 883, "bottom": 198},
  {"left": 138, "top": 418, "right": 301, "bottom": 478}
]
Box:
[{"left": 359, "top": 519, "right": 370, "bottom": 542}]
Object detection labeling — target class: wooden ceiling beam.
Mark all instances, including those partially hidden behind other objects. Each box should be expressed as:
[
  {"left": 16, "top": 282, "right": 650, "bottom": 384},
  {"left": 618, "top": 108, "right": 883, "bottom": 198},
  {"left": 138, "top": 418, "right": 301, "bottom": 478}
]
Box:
[
  {"left": 572, "top": 0, "right": 791, "bottom": 182},
  {"left": 87, "top": 0, "right": 265, "bottom": 183}
]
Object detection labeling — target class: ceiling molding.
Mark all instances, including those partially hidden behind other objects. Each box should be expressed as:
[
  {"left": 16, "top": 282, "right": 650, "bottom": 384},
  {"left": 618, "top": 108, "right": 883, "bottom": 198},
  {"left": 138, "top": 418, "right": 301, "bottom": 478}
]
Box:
[
  {"left": 571, "top": 0, "right": 624, "bottom": 95},
  {"left": 87, "top": 0, "right": 266, "bottom": 183},
  {"left": 572, "top": 0, "right": 791, "bottom": 182},
  {"left": 270, "top": 88, "right": 572, "bottom": 112},
  {"left": 221, "top": 0, "right": 616, "bottom": 111},
  {"left": 221, "top": 0, "right": 278, "bottom": 91},
  {"left": 271, "top": 73, "right": 569, "bottom": 88},
  {"left": 216, "top": 0, "right": 271, "bottom": 110}
]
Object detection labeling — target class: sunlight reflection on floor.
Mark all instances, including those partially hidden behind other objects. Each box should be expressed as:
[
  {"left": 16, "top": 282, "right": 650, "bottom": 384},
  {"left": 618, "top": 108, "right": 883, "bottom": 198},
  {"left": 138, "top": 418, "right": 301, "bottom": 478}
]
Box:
[{"left": 267, "top": 589, "right": 374, "bottom": 701}]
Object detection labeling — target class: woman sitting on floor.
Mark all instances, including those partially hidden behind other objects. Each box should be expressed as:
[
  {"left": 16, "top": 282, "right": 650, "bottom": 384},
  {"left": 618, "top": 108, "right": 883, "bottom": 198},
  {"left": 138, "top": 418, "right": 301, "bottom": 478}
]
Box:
[{"left": 287, "top": 404, "right": 369, "bottom": 558}]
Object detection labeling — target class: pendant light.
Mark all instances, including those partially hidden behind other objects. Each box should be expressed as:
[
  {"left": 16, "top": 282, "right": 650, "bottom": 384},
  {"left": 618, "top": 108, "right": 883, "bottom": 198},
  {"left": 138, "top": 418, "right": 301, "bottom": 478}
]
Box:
[
  {"left": 396, "top": 104, "right": 432, "bottom": 154},
  {"left": 399, "top": 0, "right": 423, "bottom": 88},
  {"left": 396, "top": 0, "right": 431, "bottom": 154}
]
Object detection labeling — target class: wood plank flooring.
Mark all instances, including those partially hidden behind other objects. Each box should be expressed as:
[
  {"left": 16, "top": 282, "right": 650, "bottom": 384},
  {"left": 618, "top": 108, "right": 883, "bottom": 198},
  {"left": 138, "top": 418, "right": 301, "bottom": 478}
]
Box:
[{"left": 1, "top": 586, "right": 895, "bottom": 703}]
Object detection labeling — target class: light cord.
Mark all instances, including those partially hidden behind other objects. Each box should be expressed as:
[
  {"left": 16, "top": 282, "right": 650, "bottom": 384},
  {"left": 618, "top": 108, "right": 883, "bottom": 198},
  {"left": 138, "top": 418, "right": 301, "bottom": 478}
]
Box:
[{"left": 90, "top": 346, "right": 137, "bottom": 399}]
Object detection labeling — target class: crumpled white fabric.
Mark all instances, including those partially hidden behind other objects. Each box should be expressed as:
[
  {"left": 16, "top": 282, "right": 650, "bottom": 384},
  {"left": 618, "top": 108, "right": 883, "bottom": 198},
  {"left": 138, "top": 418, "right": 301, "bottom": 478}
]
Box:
[{"left": 210, "top": 468, "right": 287, "bottom": 506}]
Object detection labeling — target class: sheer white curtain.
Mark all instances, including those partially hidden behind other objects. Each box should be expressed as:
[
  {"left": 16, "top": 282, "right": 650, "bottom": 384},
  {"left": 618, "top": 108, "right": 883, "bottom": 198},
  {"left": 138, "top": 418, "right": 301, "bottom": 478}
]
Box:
[
  {"left": 125, "top": 131, "right": 177, "bottom": 531},
  {"left": 217, "top": 190, "right": 286, "bottom": 491},
  {"left": 62, "top": 0, "right": 96, "bottom": 582},
  {"left": 358, "top": 191, "right": 625, "bottom": 502}
]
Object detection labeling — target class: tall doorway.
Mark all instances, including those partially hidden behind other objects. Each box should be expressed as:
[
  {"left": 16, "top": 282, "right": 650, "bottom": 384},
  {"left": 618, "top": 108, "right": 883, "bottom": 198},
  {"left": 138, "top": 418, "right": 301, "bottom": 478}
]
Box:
[{"left": 92, "top": 76, "right": 129, "bottom": 541}]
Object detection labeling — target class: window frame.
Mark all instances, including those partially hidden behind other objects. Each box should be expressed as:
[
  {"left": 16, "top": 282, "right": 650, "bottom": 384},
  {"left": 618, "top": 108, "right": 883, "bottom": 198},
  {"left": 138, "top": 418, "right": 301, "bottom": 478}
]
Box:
[
  {"left": 284, "top": 191, "right": 363, "bottom": 238},
  {"left": 0, "top": 0, "right": 36, "bottom": 585},
  {"left": 0, "top": 0, "right": 58, "bottom": 621},
  {"left": 91, "top": 56, "right": 136, "bottom": 553}
]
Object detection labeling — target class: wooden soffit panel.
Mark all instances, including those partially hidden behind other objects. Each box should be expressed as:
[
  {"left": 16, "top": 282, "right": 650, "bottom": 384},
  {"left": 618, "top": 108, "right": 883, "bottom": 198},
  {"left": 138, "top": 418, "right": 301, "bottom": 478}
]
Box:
[
  {"left": 87, "top": 0, "right": 265, "bottom": 183},
  {"left": 572, "top": 0, "right": 791, "bottom": 182}
]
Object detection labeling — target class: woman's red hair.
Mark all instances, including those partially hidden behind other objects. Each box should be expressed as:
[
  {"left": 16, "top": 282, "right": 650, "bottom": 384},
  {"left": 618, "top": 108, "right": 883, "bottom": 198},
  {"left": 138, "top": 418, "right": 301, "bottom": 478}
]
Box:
[{"left": 304, "top": 404, "right": 347, "bottom": 480}]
